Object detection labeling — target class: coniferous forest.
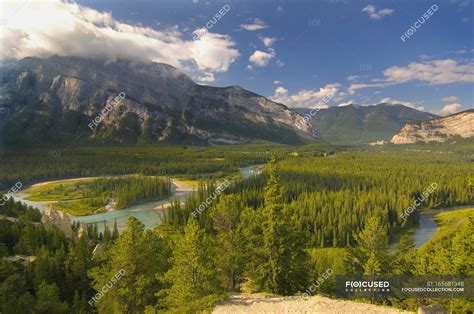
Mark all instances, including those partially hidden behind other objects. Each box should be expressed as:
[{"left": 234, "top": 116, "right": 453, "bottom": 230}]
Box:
[{"left": 1, "top": 142, "right": 473, "bottom": 313}]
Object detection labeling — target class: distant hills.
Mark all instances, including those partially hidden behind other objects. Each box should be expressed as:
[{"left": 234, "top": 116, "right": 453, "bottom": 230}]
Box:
[
  {"left": 0, "top": 56, "right": 317, "bottom": 146},
  {"left": 391, "top": 109, "right": 474, "bottom": 144},
  {"left": 296, "top": 104, "right": 438, "bottom": 145}
]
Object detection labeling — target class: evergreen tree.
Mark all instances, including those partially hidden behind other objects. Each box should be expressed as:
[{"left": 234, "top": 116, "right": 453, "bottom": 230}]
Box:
[
  {"left": 257, "top": 154, "right": 309, "bottom": 295},
  {"left": 210, "top": 194, "right": 246, "bottom": 291},
  {"left": 112, "top": 219, "right": 119, "bottom": 240},
  {"left": 89, "top": 216, "right": 169, "bottom": 313},
  {"left": 392, "top": 235, "right": 416, "bottom": 275},
  {"left": 35, "top": 282, "right": 69, "bottom": 313},
  {"left": 345, "top": 215, "right": 389, "bottom": 274},
  {"left": 160, "top": 218, "right": 224, "bottom": 312}
]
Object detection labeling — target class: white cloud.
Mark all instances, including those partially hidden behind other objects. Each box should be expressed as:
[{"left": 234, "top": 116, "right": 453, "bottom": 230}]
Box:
[
  {"left": 441, "top": 96, "right": 459, "bottom": 103},
  {"left": 240, "top": 18, "right": 268, "bottom": 31},
  {"left": 261, "top": 37, "right": 277, "bottom": 47},
  {"left": 436, "top": 103, "right": 463, "bottom": 116},
  {"left": 348, "top": 59, "right": 474, "bottom": 92},
  {"left": 191, "top": 31, "right": 240, "bottom": 72},
  {"left": 270, "top": 83, "right": 340, "bottom": 108},
  {"left": 338, "top": 101, "right": 355, "bottom": 107},
  {"left": 274, "top": 86, "right": 288, "bottom": 96},
  {"left": 0, "top": 0, "right": 239, "bottom": 76},
  {"left": 383, "top": 59, "right": 474, "bottom": 85},
  {"left": 249, "top": 49, "right": 275, "bottom": 67},
  {"left": 196, "top": 72, "right": 215, "bottom": 83},
  {"left": 273, "top": 80, "right": 282, "bottom": 85},
  {"left": 348, "top": 82, "right": 387, "bottom": 92},
  {"left": 347, "top": 75, "right": 359, "bottom": 81},
  {"left": 379, "top": 97, "right": 425, "bottom": 111},
  {"left": 362, "top": 5, "right": 394, "bottom": 20}
]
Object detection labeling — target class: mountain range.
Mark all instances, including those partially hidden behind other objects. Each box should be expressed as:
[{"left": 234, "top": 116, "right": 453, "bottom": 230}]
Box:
[
  {"left": 296, "top": 104, "right": 438, "bottom": 145},
  {"left": 0, "top": 56, "right": 316, "bottom": 146},
  {"left": 1, "top": 56, "right": 470, "bottom": 148}
]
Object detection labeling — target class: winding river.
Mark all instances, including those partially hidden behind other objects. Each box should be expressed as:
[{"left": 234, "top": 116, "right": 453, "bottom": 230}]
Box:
[
  {"left": 12, "top": 165, "right": 469, "bottom": 245},
  {"left": 13, "top": 165, "right": 263, "bottom": 233},
  {"left": 410, "top": 205, "right": 472, "bottom": 248}
]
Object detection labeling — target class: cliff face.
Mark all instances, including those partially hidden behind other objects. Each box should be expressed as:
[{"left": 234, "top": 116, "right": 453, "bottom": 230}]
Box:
[
  {"left": 391, "top": 110, "right": 474, "bottom": 144},
  {"left": 41, "top": 207, "right": 73, "bottom": 238},
  {"left": 0, "top": 56, "right": 317, "bottom": 145}
]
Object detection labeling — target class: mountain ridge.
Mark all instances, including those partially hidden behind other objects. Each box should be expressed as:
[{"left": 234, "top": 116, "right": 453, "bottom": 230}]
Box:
[
  {"left": 295, "top": 103, "right": 439, "bottom": 145},
  {"left": 0, "top": 56, "right": 317, "bottom": 146},
  {"left": 391, "top": 109, "right": 474, "bottom": 144}
]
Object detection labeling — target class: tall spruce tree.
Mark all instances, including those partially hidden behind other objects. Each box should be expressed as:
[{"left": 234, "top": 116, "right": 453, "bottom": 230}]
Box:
[
  {"left": 345, "top": 215, "right": 389, "bottom": 274},
  {"left": 209, "top": 195, "right": 246, "bottom": 291},
  {"left": 258, "top": 154, "right": 309, "bottom": 295},
  {"left": 160, "top": 217, "right": 224, "bottom": 312},
  {"left": 89, "top": 216, "right": 169, "bottom": 313}
]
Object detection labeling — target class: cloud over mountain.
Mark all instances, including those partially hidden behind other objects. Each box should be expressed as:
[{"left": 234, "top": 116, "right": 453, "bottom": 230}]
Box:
[{"left": 0, "top": 0, "right": 239, "bottom": 76}]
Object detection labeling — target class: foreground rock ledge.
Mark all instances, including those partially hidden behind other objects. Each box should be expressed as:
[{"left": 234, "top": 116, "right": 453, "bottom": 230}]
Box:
[{"left": 213, "top": 294, "right": 413, "bottom": 314}]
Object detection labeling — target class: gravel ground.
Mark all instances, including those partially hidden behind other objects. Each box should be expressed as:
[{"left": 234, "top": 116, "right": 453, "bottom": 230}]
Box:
[{"left": 213, "top": 294, "right": 413, "bottom": 314}]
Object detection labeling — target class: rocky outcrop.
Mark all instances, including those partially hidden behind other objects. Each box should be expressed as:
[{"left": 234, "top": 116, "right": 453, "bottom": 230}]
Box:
[
  {"left": 0, "top": 56, "right": 318, "bottom": 145},
  {"left": 92, "top": 243, "right": 105, "bottom": 260},
  {"left": 391, "top": 110, "right": 474, "bottom": 144},
  {"left": 41, "top": 207, "right": 73, "bottom": 238}
]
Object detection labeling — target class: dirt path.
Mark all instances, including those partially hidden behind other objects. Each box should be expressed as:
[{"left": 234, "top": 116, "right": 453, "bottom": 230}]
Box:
[{"left": 213, "top": 294, "right": 413, "bottom": 314}]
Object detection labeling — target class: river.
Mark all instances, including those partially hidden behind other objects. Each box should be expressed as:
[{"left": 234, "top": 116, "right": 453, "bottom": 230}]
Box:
[
  {"left": 13, "top": 165, "right": 467, "bottom": 245},
  {"left": 410, "top": 205, "right": 472, "bottom": 248},
  {"left": 13, "top": 165, "right": 263, "bottom": 233}
]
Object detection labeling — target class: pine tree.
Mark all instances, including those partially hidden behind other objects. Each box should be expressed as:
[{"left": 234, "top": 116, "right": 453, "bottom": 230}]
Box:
[
  {"left": 345, "top": 215, "right": 389, "bottom": 274},
  {"left": 112, "top": 219, "right": 119, "bottom": 240},
  {"left": 257, "top": 154, "right": 309, "bottom": 295},
  {"left": 35, "top": 282, "right": 69, "bottom": 313},
  {"left": 210, "top": 194, "right": 246, "bottom": 291},
  {"left": 160, "top": 218, "right": 224, "bottom": 312},
  {"left": 89, "top": 216, "right": 169, "bottom": 313},
  {"left": 392, "top": 234, "right": 416, "bottom": 275}
]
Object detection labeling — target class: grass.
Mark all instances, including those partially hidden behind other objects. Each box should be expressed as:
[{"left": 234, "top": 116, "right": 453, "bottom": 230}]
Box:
[
  {"left": 25, "top": 178, "right": 97, "bottom": 201},
  {"left": 173, "top": 179, "right": 199, "bottom": 188},
  {"left": 52, "top": 198, "right": 107, "bottom": 216},
  {"left": 419, "top": 207, "right": 474, "bottom": 251},
  {"left": 23, "top": 175, "right": 172, "bottom": 216}
]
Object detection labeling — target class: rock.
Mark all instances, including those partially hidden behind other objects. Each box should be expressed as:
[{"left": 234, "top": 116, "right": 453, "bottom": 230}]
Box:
[
  {"left": 417, "top": 303, "right": 447, "bottom": 314},
  {"left": 4, "top": 255, "right": 36, "bottom": 266},
  {"left": 77, "top": 222, "right": 87, "bottom": 238},
  {"left": 391, "top": 110, "right": 474, "bottom": 144},
  {"left": 92, "top": 243, "right": 105, "bottom": 260},
  {"left": 41, "top": 206, "right": 73, "bottom": 238}
]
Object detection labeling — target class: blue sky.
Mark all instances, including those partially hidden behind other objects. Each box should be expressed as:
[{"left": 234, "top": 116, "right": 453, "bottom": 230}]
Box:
[{"left": 2, "top": 0, "right": 473, "bottom": 115}]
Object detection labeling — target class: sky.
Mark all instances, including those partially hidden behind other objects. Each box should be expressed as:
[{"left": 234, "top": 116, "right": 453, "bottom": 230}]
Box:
[{"left": 1, "top": 0, "right": 473, "bottom": 115}]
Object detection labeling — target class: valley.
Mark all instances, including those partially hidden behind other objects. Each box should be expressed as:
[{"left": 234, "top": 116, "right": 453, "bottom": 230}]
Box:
[
  {"left": 1, "top": 141, "right": 473, "bottom": 313},
  {"left": 0, "top": 1, "right": 472, "bottom": 312}
]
